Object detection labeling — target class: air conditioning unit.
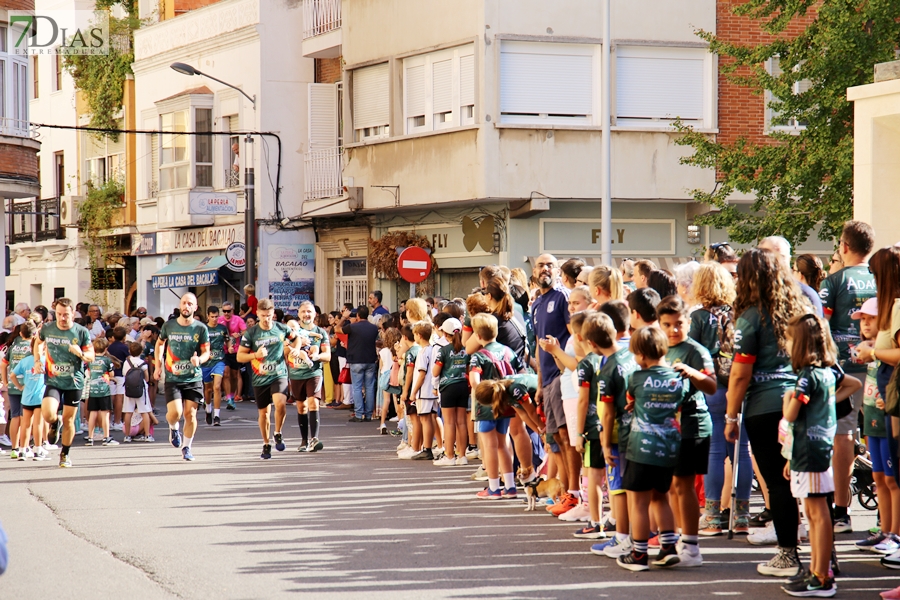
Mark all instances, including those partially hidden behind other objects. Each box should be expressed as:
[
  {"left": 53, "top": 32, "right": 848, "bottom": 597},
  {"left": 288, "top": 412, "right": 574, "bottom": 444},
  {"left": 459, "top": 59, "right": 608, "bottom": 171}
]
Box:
[{"left": 59, "top": 196, "right": 81, "bottom": 227}]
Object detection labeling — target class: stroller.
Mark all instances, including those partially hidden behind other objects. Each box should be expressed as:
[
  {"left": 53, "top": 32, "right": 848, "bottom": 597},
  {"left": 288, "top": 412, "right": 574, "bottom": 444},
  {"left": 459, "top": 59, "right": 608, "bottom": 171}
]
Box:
[{"left": 851, "top": 454, "right": 878, "bottom": 511}]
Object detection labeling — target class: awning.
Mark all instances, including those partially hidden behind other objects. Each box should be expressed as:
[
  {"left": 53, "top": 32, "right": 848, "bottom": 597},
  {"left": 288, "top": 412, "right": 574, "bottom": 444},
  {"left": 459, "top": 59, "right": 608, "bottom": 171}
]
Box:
[{"left": 151, "top": 255, "right": 229, "bottom": 290}]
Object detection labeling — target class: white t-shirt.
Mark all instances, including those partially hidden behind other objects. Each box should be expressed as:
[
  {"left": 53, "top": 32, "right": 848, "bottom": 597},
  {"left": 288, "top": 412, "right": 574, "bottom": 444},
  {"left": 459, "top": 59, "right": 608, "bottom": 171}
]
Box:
[
  {"left": 122, "top": 356, "right": 148, "bottom": 400},
  {"left": 379, "top": 347, "right": 392, "bottom": 374},
  {"left": 414, "top": 341, "right": 442, "bottom": 400},
  {"left": 559, "top": 336, "right": 578, "bottom": 400}
]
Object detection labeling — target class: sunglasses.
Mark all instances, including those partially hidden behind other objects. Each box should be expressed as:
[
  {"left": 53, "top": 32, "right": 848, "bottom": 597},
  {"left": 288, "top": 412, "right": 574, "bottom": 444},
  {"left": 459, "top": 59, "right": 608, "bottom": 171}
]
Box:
[
  {"left": 222, "top": 309, "right": 233, "bottom": 313},
  {"left": 710, "top": 242, "right": 732, "bottom": 251}
]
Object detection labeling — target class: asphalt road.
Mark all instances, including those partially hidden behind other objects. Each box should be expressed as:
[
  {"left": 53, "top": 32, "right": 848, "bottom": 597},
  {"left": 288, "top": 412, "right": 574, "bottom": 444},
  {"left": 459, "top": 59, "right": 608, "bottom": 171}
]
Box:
[{"left": 1, "top": 402, "right": 898, "bottom": 599}]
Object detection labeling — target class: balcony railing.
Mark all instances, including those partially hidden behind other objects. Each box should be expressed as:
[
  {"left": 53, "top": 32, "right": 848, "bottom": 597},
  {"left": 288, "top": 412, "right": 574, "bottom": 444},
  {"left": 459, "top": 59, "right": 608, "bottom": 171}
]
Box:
[
  {"left": 304, "top": 146, "right": 343, "bottom": 200},
  {"left": 0, "top": 117, "right": 35, "bottom": 138},
  {"left": 302, "top": 0, "right": 341, "bottom": 40},
  {"left": 224, "top": 168, "right": 241, "bottom": 189},
  {"left": 6, "top": 197, "right": 64, "bottom": 244}
]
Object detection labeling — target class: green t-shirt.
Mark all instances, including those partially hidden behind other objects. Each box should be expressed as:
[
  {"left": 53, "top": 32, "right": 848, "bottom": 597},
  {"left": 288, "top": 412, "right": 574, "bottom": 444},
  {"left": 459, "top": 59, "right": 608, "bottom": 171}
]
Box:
[
  {"left": 666, "top": 338, "right": 714, "bottom": 439},
  {"left": 626, "top": 365, "right": 687, "bottom": 468},
  {"left": 576, "top": 353, "right": 604, "bottom": 440},
  {"left": 159, "top": 319, "right": 210, "bottom": 384},
  {"left": 598, "top": 346, "right": 639, "bottom": 453},
  {"left": 820, "top": 265, "right": 876, "bottom": 373},
  {"left": 287, "top": 325, "right": 329, "bottom": 380},
  {"left": 790, "top": 366, "right": 837, "bottom": 473},
  {"left": 207, "top": 323, "right": 229, "bottom": 367},
  {"left": 40, "top": 322, "right": 91, "bottom": 390},
  {"left": 862, "top": 360, "right": 886, "bottom": 438},
  {"left": 689, "top": 308, "right": 722, "bottom": 360},
  {"left": 4, "top": 337, "right": 33, "bottom": 385},
  {"left": 470, "top": 341, "right": 524, "bottom": 421},
  {"left": 240, "top": 322, "right": 296, "bottom": 387},
  {"left": 435, "top": 344, "right": 469, "bottom": 389},
  {"left": 88, "top": 356, "right": 114, "bottom": 397},
  {"left": 506, "top": 372, "right": 538, "bottom": 409},
  {"left": 733, "top": 306, "right": 797, "bottom": 418}
]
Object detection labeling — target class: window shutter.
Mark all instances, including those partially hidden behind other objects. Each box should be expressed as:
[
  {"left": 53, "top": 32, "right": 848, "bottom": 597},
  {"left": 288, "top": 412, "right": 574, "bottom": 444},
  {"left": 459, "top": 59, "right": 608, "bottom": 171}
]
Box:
[
  {"left": 459, "top": 54, "right": 474, "bottom": 107},
  {"left": 228, "top": 115, "right": 239, "bottom": 132},
  {"left": 405, "top": 64, "right": 425, "bottom": 118},
  {"left": 500, "top": 42, "right": 592, "bottom": 117},
  {"left": 308, "top": 82, "right": 338, "bottom": 150},
  {"left": 616, "top": 53, "right": 704, "bottom": 120},
  {"left": 432, "top": 59, "right": 452, "bottom": 114},
  {"left": 353, "top": 63, "right": 390, "bottom": 130},
  {"left": 150, "top": 133, "right": 158, "bottom": 188}
]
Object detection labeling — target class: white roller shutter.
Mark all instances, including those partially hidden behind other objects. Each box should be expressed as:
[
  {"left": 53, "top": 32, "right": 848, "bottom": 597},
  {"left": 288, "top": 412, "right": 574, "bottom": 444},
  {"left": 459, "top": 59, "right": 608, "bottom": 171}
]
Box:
[
  {"left": 150, "top": 133, "right": 158, "bottom": 194},
  {"left": 500, "top": 41, "right": 593, "bottom": 118},
  {"left": 353, "top": 63, "right": 390, "bottom": 130},
  {"left": 616, "top": 48, "right": 704, "bottom": 121},
  {"left": 460, "top": 54, "right": 475, "bottom": 107},
  {"left": 432, "top": 59, "right": 453, "bottom": 114},
  {"left": 308, "top": 82, "right": 338, "bottom": 150},
  {"left": 405, "top": 64, "right": 425, "bottom": 118}
]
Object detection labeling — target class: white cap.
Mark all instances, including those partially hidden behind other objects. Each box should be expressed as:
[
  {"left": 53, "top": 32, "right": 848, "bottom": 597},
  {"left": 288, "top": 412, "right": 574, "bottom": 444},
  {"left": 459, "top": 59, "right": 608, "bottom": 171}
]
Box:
[{"left": 440, "top": 317, "right": 463, "bottom": 334}]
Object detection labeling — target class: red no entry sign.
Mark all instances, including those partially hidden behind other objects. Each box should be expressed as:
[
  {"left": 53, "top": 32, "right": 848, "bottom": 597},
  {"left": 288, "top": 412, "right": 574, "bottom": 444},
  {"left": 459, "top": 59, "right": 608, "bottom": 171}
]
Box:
[{"left": 397, "top": 246, "right": 432, "bottom": 284}]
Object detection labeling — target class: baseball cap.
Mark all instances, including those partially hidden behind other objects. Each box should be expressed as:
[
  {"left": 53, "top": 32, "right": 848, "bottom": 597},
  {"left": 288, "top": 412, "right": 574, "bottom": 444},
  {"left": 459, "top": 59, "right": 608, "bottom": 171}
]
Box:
[
  {"left": 440, "top": 317, "right": 463, "bottom": 334},
  {"left": 140, "top": 317, "right": 154, "bottom": 326},
  {"left": 350, "top": 309, "right": 358, "bottom": 317},
  {"left": 851, "top": 297, "right": 878, "bottom": 320}
]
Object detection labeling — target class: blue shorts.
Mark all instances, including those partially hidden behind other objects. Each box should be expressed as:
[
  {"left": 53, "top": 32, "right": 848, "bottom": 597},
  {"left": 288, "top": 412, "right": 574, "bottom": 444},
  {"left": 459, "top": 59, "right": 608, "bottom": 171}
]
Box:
[
  {"left": 475, "top": 417, "right": 511, "bottom": 435},
  {"left": 870, "top": 435, "right": 894, "bottom": 477},
  {"left": 606, "top": 447, "right": 626, "bottom": 494},
  {"left": 202, "top": 362, "right": 226, "bottom": 383}
]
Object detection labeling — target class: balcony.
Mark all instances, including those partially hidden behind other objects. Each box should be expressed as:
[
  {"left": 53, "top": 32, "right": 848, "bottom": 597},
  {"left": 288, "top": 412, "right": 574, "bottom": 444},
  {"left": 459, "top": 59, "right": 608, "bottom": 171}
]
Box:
[
  {"left": 0, "top": 117, "right": 35, "bottom": 139},
  {"left": 304, "top": 146, "right": 343, "bottom": 200},
  {"left": 301, "top": 0, "right": 342, "bottom": 58},
  {"left": 6, "top": 198, "right": 64, "bottom": 245}
]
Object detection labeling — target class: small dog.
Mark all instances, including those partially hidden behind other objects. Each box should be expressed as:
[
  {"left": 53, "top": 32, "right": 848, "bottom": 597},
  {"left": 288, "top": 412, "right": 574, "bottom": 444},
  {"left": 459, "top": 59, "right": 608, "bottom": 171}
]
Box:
[{"left": 519, "top": 468, "right": 564, "bottom": 511}]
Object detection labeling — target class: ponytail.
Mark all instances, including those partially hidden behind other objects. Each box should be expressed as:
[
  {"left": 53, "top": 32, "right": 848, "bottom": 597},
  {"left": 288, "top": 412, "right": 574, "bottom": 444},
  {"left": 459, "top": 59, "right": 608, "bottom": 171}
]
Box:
[
  {"left": 474, "top": 379, "right": 511, "bottom": 419},
  {"left": 450, "top": 330, "right": 463, "bottom": 353}
]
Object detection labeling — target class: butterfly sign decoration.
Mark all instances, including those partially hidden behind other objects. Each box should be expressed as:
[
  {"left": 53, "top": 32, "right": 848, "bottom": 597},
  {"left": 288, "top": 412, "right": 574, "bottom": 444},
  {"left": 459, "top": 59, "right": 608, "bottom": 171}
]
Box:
[{"left": 462, "top": 215, "right": 495, "bottom": 252}]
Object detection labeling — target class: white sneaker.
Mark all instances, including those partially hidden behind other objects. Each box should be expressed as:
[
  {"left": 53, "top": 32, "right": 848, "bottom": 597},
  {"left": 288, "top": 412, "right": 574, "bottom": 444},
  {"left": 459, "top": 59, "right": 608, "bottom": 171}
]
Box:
[
  {"left": 398, "top": 447, "right": 419, "bottom": 459},
  {"left": 21, "top": 446, "right": 34, "bottom": 459},
  {"left": 42, "top": 441, "right": 58, "bottom": 451},
  {"left": 747, "top": 521, "right": 778, "bottom": 546},
  {"left": 603, "top": 536, "right": 633, "bottom": 558},
  {"left": 470, "top": 465, "right": 488, "bottom": 481},
  {"left": 675, "top": 541, "right": 703, "bottom": 567},
  {"left": 145, "top": 436, "right": 155, "bottom": 443},
  {"left": 455, "top": 456, "right": 469, "bottom": 466},
  {"left": 559, "top": 502, "right": 591, "bottom": 522},
  {"left": 111, "top": 422, "right": 124, "bottom": 432},
  {"left": 389, "top": 416, "right": 399, "bottom": 422},
  {"left": 33, "top": 447, "right": 49, "bottom": 461},
  {"left": 798, "top": 521, "right": 808, "bottom": 544},
  {"left": 432, "top": 456, "right": 457, "bottom": 466},
  {"left": 465, "top": 447, "right": 480, "bottom": 460},
  {"left": 0, "top": 434, "right": 11, "bottom": 447},
  {"left": 396, "top": 441, "right": 409, "bottom": 452}
]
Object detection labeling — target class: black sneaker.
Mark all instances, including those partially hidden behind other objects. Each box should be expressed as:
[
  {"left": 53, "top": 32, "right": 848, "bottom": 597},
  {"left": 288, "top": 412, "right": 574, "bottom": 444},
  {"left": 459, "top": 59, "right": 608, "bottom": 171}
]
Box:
[
  {"left": 749, "top": 509, "right": 773, "bottom": 528},
  {"left": 260, "top": 444, "right": 272, "bottom": 460},
  {"left": 786, "top": 567, "right": 810, "bottom": 585},
  {"left": 651, "top": 544, "right": 680, "bottom": 567},
  {"left": 213, "top": 416, "right": 221, "bottom": 426},
  {"left": 274, "top": 433, "right": 285, "bottom": 452},
  {"left": 348, "top": 415, "right": 365, "bottom": 422},
  {"left": 617, "top": 551, "right": 649, "bottom": 572},
  {"left": 411, "top": 449, "right": 434, "bottom": 461},
  {"left": 48, "top": 420, "right": 61, "bottom": 446},
  {"left": 781, "top": 572, "right": 836, "bottom": 597},
  {"left": 206, "top": 411, "right": 212, "bottom": 425},
  {"left": 85, "top": 438, "right": 93, "bottom": 446}
]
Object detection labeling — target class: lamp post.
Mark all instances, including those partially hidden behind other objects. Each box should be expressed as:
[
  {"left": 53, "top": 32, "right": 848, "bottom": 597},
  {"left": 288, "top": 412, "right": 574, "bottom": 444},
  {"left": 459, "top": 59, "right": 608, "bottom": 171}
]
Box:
[{"left": 170, "top": 62, "right": 257, "bottom": 296}]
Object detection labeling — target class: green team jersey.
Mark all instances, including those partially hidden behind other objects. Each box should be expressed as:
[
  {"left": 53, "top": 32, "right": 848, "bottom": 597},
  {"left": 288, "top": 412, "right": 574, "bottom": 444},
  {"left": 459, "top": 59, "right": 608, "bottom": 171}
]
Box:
[
  {"left": 626, "top": 366, "right": 687, "bottom": 468},
  {"left": 159, "top": 319, "right": 210, "bottom": 384},
  {"left": 435, "top": 343, "right": 469, "bottom": 389},
  {"left": 88, "top": 356, "right": 114, "bottom": 397},
  {"left": 287, "top": 325, "right": 329, "bottom": 380},
  {"left": 470, "top": 341, "right": 524, "bottom": 421},
  {"left": 240, "top": 322, "right": 296, "bottom": 387},
  {"left": 819, "top": 265, "right": 876, "bottom": 372},
  {"left": 506, "top": 372, "right": 538, "bottom": 408},
  {"left": 666, "top": 338, "right": 714, "bottom": 439},
  {"left": 576, "top": 353, "right": 604, "bottom": 440},
  {"left": 790, "top": 366, "right": 837, "bottom": 473},
  {"left": 4, "top": 337, "right": 33, "bottom": 384},
  {"left": 733, "top": 306, "right": 797, "bottom": 418},
  {"left": 402, "top": 344, "right": 420, "bottom": 389},
  {"left": 40, "top": 322, "right": 91, "bottom": 390},
  {"left": 598, "top": 346, "right": 639, "bottom": 452},
  {"left": 206, "top": 324, "right": 229, "bottom": 367},
  {"left": 862, "top": 360, "right": 886, "bottom": 438},
  {"left": 689, "top": 308, "right": 722, "bottom": 361},
  {"left": 623, "top": 281, "right": 636, "bottom": 293}
]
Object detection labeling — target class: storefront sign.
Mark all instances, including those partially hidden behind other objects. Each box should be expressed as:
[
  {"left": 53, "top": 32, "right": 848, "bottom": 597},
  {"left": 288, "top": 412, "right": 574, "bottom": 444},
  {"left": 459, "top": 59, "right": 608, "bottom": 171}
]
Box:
[
  {"left": 226, "top": 242, "right": 246, "bottom": 272},
  {"left": 131, "top": 232, "right": 157, "bottom": 255},
  {"left": 189, "top": 191, "right": 238, "bottom": 215},
  {"left": 152, "top": 270, "right": 219, "bottom": 289},
  {"left": 387, "top": 217, "right": 496, "bottom": 257},
  {"left": 267, "top": 244, "right": 315, "bottom": 311},
  {"left": 158, "top": 224, "right": 244, "bottom": 254},
  {"left": 540, "top": 218, "right": 676, "bottom": 255}
]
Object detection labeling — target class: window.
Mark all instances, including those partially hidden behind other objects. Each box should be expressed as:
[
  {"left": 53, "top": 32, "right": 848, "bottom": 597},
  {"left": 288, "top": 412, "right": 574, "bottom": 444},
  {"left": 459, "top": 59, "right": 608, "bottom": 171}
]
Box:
[
  {"left": 616, "top": 46, "right": 709, "bottom": 126},
  {"left": 403, "top": 44, "right": 475, "bottom": 134},
  {"left": 499, "top": 41, "right": 594, "bottom": 125},
  {"left": 83, "top": 128, "right": 124, "bottom": 190},
  {"left": 195, "top": 108, "right": 212, "bottom": 187},
  {"left": 157, "top": 104, "right": 217, "bottom": 191},
  {"left": 765, "top": 56, "right": 810, "bottom": 133},
  {"left": 160, "top": 110, "right": 188, "bottom": 190},
  {"left": 53, "top": 54, "right": 62, "bottom": 91},
  {"left": 0, "top": 29, "right": 28, "bottom": 134},
  {"left": 31, "top": 56, "right": 38, "bottom": 99},
  {"left": 225, "top": 115, "right": 240, "bottom": 188},
  {"left": 352, "top": 63, "right": 390, "bottom": 141}
]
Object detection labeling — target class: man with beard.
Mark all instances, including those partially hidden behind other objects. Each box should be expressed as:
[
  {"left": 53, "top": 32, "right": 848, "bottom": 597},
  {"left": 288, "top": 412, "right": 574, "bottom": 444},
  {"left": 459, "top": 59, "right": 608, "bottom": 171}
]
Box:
[
  {"left": 287, "top": 301, "right": 331, "bottom": 452},
  {"left": 154, "top": 293, "right": 210, "bottom": 461},
  {"left": 202, "top": 306, "right": 229, "bottom": 426}
]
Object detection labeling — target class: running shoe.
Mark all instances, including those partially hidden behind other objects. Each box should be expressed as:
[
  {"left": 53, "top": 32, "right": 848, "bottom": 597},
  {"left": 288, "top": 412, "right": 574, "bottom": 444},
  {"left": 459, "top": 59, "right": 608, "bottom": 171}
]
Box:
[
  {"left": 9, "top": 448, "right": 17, "bottom": 460},
  {"left": 170, "top": 429, "right": 182, "bottom": 448},
  {"left": 748, "top": 521, "right": 778, "bottom": 545},
  {"left": 501, "top": 488, "right": 517, "bottom": 500},
  {"left": 298, "top": 439, "right": 309, "bottom": 452},
  {"left": 574, "top": 523, "right": 606, "bottom": 539},
  {"left": 378, "top": 424, "right": 387, "bottom": 435},
  {"left": 559, "top": 502, "right": 591, "bottom": 522},
  {"left": 476, "top": 487, "right": 503, "bottom": 500},
  {"left": 466, "top": 445, "right": 480, "bottom": 460},
  {"left": 781, "top": 572, "right": 836, "bottom": 597},
  {"left": 206, "top": 411, "right": 213, "bottom": 425},
  {"left": 455, "top": 456, "right": 468, "bottom": 466},
  {"left": 0, "top": 434, "right": 11, "bottom": 447},
  {"left": 48, "top": 421, "right": 60, "bottom": 446},
  {"left": 471, "top": 466, "right": 488, "bottom": 481},
  {"left": 260, "top": 444, "right": 272, "bottom": 460},
  {"left": 21, "top": 446, "right": 33, "bottom": 460},
  {"left": 213, "top": 416, "right": 221, "bottom": 426},
  {"left": 757, "top": 546, "right": 801, "bottom": 577},
  {"left": 85, "top": 438, "right": 94, "bottom": 447},
  {"left": 616, "top": 551, "right": 649, "bottom": 572},
  {"left": 111, "top": 422, "right": 124, "bottom": 432},
  {"left": 102, "top": 437, "right": 119, "bottom": 446},
  {"left": 411, "top": 449, "right": 434, "bottom": 461},
  {"left": 398, "top": 447, "right": 418, "bottom": 459},
  {"left": 145, "top": 436, "right": 155, "bottom": 443},
  {"left": 123, "top": 436, "right": 133, "bottom": 443},
  {"left": 833, "top": 516, "right": 852, "bottom": 534},
  {"left": 396, "top": 441, "right": 409, "bottom": 452},
  {"left": 225, "top": 399, "right": 236, "bottom": 411},
  {"left": 675, "top": 542, "right": 703, "bottom": 568},
  {"left": 432, "top": 456, "right": 457, "bottom": 466},
  {"left": 58, "top": 453, "right": 72, "bottom": 468},
  {"left": 699, "top": 513, "right": 723, "bottom": 536},
  {"left": 42, "top": 441, "right": 58, "bottom": 451},
  {"left": 857, "top": 531, "right": 887, "bottom": 552},
  {"left": 274, "top": 433, "right": 286, "bottom": 452},
  {"left": 133, "top": 435, "right": 146, "bottom": 442},
  {"left": 306, "top": 438, "right": 323, "bottom": 453},
  {"left": 748, "top": 508, "right": 773, "bottom": 528},
  {"left": 874, "top": 533, "right": 900, "bottom": 555},
  {"left": 33, "top": 447, "right": 49, "bottom": 461},
  {"left": 548, "top": 493, "right": 579, "bottom": 516},
  {"left": 182, "top": 447, "right": 195, "bottom": 461},
  {"left": 651, "top": 545, "right": 680, "bottom": 567},
  {"left": 648, "top": 532, "right": 660, "bottom": 549},
  {"left": 348, "top": 415, "right": 365, "bottom": 422},
  {"left": 603, "top": 536, "right": 633, "bottom": 558},
  {"left": 882, "top": 549, "right": 900, "bottom": 569},
  {"left": 733, "top": 514, "right": 750, "bottom": 534}
]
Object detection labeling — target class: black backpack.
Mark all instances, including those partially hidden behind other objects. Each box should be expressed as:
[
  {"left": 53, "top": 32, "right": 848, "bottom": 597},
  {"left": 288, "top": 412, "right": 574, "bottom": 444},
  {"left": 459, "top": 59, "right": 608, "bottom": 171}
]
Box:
[
  {"left": 709, "top": 305, "right": 735, "bottom": 387},
  {"left": 124, "top": 358, "right": 146, "bottom": 398}
]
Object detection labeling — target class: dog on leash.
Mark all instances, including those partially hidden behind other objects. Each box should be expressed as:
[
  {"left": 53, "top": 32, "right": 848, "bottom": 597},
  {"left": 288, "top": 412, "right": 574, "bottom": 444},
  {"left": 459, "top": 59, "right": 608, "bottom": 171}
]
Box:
[{"left": 518, "top": 467, "right": 564, "bottom": 512}]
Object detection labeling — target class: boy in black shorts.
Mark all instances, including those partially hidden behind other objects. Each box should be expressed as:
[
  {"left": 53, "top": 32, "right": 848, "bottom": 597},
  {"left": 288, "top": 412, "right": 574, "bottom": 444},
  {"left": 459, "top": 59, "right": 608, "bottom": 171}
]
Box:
[{"left": 86, "top": 338, "right": 118, "bottom": 446}]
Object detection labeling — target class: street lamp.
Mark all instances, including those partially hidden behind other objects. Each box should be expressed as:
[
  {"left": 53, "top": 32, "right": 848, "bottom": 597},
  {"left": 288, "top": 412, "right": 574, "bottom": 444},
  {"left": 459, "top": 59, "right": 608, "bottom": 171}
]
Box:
[{"left": 170, "top": 62, "right": 256, "bottom": 299}]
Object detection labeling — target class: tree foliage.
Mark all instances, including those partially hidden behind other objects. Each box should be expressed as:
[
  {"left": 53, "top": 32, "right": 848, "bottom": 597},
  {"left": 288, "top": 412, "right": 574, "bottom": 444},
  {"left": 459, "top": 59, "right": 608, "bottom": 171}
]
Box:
[{"left": 676, "top": 0, "right": 900, "bottom": 247}]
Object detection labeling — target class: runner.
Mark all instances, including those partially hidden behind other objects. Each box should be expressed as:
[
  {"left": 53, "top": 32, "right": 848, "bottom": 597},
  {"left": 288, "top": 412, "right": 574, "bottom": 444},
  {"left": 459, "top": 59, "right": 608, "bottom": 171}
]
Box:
[
  {"left": 218, "top": 301, "right": 246, "bottom": 409},
  {"left": 203, "top": 306, "right": 229, "bottom": 426},
  {"left": 237, "top": 298, "right": 301, "bottom": 459},
  {"left": 33, "top": 298, "right": 94, "bottom": 468},
  {"left": 154, "top": 293, "right": 210, "bottom": 462},
  {"left": 287, "top": 301, "right": 331, "bottom": 453}
]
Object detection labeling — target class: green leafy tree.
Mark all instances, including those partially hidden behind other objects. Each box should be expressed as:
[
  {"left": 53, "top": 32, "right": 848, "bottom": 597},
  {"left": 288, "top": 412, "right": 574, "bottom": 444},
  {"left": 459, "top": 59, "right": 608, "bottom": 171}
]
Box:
[{"left": 676, "top": 0, "right": 900, "bottom": 247}]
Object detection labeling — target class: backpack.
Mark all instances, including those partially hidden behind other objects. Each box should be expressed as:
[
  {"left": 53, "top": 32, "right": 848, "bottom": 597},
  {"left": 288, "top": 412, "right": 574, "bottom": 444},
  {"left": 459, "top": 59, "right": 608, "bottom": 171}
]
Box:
[
  {"left": 124, "top": 358, "right": 146, "bottom": 398},
  {"left": 476, "top": 346, "right": 517, "bottom": 380},
  {"left": 709, "top": 305, "right": 735, "bottom": 387}
]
